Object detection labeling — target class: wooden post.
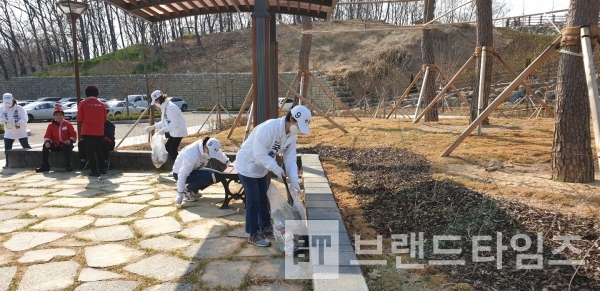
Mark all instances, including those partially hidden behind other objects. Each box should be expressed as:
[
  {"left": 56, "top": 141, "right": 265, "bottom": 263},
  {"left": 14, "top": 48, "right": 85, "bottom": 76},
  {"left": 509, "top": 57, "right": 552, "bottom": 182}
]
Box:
[
  {"left": 279, "top": 74, "right": 300, "bottom": 114},
  {"left": 386, "top": 68, "right": 425, "bottom": 119},
  {"left": 581, "top": 26, "right": 600, "bottom": 169},
  {"left": 434, "top": 66, "right": 470, "bottom": 107},
  {"left": 413, "top": 55, "right": 476, "bottom": 123},
  {"left": 115, "top": 105, "right": 150, "bottom": 149},
  {"left": 227, "top": 85, "right": 254, "bottom": 139},
  {"left": 413, "top": 65, "right": 430, "bottom": 122},
  {"left": 477, "top": 46, "right": 487, "bottom": 136},
  {"left": 244, "top": 102, "right": 254, "bottom": 142},
  {"left": 441, "top": 37, "right": 560, "bottom": 157},
  {"left": 278, "top": 78, "right": 348, "bottom": 133},
  {"left": 309, "top": 74, "right": 361, "bottom": 121}
]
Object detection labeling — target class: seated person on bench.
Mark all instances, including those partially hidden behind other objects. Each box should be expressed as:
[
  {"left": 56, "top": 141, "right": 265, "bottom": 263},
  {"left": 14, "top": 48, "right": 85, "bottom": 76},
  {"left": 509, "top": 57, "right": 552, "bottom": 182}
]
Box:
[
  {"left": 79, "top": 111, "right": 115, "bottom": 170},
  {"left": 36, "top": 104, "right": 77, "bottom": 173},
  {"left": 172, "top": 136, "right": 231, "bottom": 205}
]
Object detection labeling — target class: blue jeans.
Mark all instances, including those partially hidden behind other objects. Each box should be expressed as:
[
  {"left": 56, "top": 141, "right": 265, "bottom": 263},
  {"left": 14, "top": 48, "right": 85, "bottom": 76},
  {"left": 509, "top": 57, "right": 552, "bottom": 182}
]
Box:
[
  {"left": 173, "top": 168, "right": 221, "bottom": 193},
  {"left": 4, "top": 137, "right": 31, "bottom": 166},
  {"left": 238, "top": 173, "right": 271, "bottom": 235}
]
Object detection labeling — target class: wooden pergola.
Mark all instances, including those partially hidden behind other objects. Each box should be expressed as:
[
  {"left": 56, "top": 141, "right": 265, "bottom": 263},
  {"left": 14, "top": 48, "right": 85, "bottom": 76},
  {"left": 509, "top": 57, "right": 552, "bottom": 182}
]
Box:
[{"left": 103, "top": 0, "right": 338, "bottom": 125}]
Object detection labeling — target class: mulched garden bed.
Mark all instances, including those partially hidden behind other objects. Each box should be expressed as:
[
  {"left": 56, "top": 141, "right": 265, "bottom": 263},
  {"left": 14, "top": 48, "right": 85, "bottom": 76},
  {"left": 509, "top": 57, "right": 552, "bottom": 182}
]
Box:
[{"left": 300, "top": 146, "right": 600, "bottom": 290}]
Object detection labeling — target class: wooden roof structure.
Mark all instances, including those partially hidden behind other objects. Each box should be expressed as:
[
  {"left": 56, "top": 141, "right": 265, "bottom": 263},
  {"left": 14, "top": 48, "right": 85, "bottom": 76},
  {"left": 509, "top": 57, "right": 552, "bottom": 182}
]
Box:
[{"left": 103, "top": 0, "right": 338, "bottom": 22}]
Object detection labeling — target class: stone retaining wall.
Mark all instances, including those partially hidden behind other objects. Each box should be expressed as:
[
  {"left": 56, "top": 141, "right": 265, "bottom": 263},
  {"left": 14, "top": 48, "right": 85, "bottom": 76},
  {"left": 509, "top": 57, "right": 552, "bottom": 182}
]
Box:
[{"left": 0, "top": 72, "right": 354, "bottom": 110}]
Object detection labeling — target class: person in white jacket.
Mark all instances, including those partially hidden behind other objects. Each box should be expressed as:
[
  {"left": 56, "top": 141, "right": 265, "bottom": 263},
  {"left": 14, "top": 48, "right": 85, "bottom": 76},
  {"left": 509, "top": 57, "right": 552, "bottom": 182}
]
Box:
[
  {"left": 235, "top": 105, "right": 311, "bottom": 247},
  {"left": 145, "top": 90, "right": 188, "bottom": 160},
  {"left": 0, "top": 93, "right": 31, "bottom": 167},
  {"left": 172, "top": 137, "right": 231, "bottom": 205}
]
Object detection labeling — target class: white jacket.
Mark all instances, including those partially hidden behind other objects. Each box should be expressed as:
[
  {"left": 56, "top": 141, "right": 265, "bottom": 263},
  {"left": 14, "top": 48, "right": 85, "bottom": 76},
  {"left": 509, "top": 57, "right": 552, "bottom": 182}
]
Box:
[
  {"left": 0, "top": 105, "right": 28, "bottom": 139},
  {"left": 172, "top": 140, "right": 231, "bottom": 192},
  {"left": 235, "top": 117, "right": 299, "bottom": 185},
  {"left": 154, "top": 100, "right": 188, "bottom": 138}
]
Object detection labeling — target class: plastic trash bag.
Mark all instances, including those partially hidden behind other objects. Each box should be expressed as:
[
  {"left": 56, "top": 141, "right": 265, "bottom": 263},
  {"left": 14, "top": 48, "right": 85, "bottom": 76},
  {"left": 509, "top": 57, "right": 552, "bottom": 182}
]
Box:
[
  {"left": 151, "top": 133, "right": 168, "bottom": 168},
  {"left": 267, "top": 183, "right": 305, "bottom": 256}
]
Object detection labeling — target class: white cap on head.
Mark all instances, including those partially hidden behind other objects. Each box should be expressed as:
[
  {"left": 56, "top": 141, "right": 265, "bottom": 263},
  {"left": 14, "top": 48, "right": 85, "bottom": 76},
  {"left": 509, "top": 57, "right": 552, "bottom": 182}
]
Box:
[
  {"left": 150, "top": 90, "right": 163, "bottom": 105},
  {"left": 205, "top": 138, "right": 222, "bottom": 159},
  {"left": 290, "top": 105, "right": 312, "bottom": 135},
  {"left": 3, "top": 93, "right": 13, "bottom": 105}
]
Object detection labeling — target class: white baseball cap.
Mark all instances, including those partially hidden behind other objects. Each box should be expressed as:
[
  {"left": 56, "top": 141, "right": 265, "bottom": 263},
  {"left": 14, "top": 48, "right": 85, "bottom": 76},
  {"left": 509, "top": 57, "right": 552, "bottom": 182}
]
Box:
[
  {"left": 3, "top": 93, "right": 13, "bottom": 105},
  {"left": 290, "top": 105, "right": 311, "bottom": 135},
  {"left": 150, "top": 90, "right": 163, "bottom": 105},
  {"left": 205, "top": 138, "right": 222, "bottom": 159}
]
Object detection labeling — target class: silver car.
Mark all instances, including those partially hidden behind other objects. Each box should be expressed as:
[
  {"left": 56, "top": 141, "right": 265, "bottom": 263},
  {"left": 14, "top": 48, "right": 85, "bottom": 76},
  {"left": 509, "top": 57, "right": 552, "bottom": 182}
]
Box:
[{"left": 23, "top": 101, "right": 57, "bottom": 122}]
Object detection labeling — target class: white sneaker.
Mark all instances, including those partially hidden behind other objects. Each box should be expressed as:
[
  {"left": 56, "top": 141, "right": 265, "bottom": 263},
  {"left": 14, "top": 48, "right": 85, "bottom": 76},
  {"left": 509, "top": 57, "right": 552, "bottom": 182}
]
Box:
[
  {"left": 175, "top": 193, "right": 184, "bottom": 205},
  {"left": 183, "top": 191, "right": 197, "bottom": 202}
]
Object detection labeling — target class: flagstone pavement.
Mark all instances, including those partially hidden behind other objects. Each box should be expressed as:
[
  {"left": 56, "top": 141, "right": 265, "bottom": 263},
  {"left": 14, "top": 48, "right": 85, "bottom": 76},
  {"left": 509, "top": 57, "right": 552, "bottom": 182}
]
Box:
[{"left": 0, "top": 168, "right": 309, "bottom": 291}]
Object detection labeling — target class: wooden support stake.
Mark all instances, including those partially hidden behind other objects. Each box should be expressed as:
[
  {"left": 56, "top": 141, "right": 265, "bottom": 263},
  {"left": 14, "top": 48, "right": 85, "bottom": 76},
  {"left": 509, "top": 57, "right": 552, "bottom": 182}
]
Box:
[
  {"left": 386, "top": 68, "right": 426, "bottom": 119},
  {"left": 441, "top": 37, "right": 560, "bottom": 157},
  {"left": 279, "top": 74, "right": 300, "bottom": 114},
  {"left": 494, "top": 52, "right": 554, "bottom": 117},
  {"left": 434, "top": 66, "right": 470, "bottom": 107},
  {"left": 414, "top": 54, "right": 476, "bottom": 123},
  {"left": 414, "top": 65, "right": 430, "bottom": 122},
  {"left": 477, "top": 46, "right": 487, "bottom": 136},
  {"left": 278, "top": 78, "right": 349, "bottom": 133},
  {"left": 309, "top": 74, "right": 361, "bottom": 121},
  {"left": 581, "top": 26, "right": 600, "bottom": 170},
  {"left": 227, "top": 84, "right": 254, "bottom": 139}
]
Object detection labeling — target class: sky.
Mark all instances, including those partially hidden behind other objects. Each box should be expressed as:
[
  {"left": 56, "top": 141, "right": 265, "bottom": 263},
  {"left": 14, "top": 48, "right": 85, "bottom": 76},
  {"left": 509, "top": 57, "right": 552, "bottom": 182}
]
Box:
[{"left": 506, "top": 0, "right": 570, "bottom": 17}]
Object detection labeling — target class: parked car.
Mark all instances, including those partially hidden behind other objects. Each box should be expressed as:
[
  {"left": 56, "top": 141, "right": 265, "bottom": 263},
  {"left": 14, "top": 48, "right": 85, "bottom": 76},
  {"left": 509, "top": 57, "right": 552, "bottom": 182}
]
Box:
[
  {"left": 169, "top": 97, "right": 188, "bottom": 112},
  {"left": 23, "top": 101, "right": 57, "bottom": 122},
  {"left": 105, "top": 100, "right": 145, "bottom": 116},
  {"left": 126, "top": 94, "right": 149, "bottom": 108},
  {"left": 278, "top": 98, "right": 293, "bottom": 111},
  {"left": 61, "top": 102, "right": 77, "bottom": 109},
  {"left": 36, "top": 97, "right": 62, "bottom": 103},
  {"left": 58, "top": 97, "right": 85, "bottom": 104},
  {"left": 63, "top": 105, "right": 78, "bottom": 121},
  {"left": 17, "top": 100, "right": 35, "bottom": 107}
]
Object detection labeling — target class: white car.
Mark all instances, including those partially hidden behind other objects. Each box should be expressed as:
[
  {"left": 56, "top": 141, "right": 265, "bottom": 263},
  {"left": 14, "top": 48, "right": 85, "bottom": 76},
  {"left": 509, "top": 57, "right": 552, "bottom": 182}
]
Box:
[
  {"left": 63, "top": 105, "right": 78, "bottom": 121},
  {"left": 105, "top": 100, "right": 145, "bottom": 116},
  {"left": 169, "top": 97, "right": 188, "bottom": 112},
  {"left": 23, "top": 101, "right": 57, "bottom": 122},
  {"left": 278, "top": 98, "right": 293, "bottom": 111}
]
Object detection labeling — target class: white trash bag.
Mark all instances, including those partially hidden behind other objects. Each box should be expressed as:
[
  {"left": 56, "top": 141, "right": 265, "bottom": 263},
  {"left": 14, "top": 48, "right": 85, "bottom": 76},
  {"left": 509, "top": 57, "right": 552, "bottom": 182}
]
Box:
[
  {"left": 267, "top": 184, "right": 304, "bottom": 256},
  {"left": 151, "top": 133, "right": 168, "bottom": 168}
]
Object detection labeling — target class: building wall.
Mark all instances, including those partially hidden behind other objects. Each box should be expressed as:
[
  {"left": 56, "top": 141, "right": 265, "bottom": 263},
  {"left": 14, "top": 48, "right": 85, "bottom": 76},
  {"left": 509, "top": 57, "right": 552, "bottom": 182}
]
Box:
[{"left": 0, "top": 72, "right": 352, "bottom": 110}]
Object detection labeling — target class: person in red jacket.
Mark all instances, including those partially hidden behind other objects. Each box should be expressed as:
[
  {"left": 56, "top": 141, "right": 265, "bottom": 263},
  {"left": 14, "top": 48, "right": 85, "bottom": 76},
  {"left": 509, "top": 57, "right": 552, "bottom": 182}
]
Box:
[
  {"left": 36, "top": 104, "right": 77, "bottom": 173},
  {"left": 77, "top": 85, "right": 107, "bottom": 177}
]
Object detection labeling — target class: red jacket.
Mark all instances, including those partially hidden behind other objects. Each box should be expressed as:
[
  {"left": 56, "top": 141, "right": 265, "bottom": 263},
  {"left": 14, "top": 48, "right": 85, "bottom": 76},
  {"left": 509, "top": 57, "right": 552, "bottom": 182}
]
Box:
[
  {"left": 77, "top": 97, "right": 106, "bottom": 136},
  {"left": 44, "top": 120, "right": 77, "bottom": 146}
]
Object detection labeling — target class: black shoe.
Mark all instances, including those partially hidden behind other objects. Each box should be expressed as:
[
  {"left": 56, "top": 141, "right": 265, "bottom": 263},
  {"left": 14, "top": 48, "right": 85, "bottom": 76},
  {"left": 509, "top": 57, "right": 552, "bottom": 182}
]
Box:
[
  {"left": 65, "top": 164, "right": 72, "bottom": 172},
  {"left": 89, "top": 171, "right": 100, "bottom": 177},
  {"left": 79, "top": 160, "right": 88, "bottom": 170},
  {"left": 35, "top": 164, "right": 50, "bottom": 173},
  {"left": 104, "top": 160, "right": 110, "bottom": 171},
  {"left": 99, "top": 168, "right": 107, "bottom": 175}
]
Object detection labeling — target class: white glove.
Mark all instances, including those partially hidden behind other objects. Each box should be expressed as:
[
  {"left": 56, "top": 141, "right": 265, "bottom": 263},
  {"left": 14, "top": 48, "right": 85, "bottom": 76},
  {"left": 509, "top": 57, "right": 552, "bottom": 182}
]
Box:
[
  {"left": 157, "top": 128, "right": 166, "bottom": 135},
  {"left": 290, "top": 181, "right": 302, "bottom": 196},
  {"left": 144, "top": 125, "right": 154, "bottom": 133},
  {"left": 272, "top": 167, "right": 285, "bottom": 180}
]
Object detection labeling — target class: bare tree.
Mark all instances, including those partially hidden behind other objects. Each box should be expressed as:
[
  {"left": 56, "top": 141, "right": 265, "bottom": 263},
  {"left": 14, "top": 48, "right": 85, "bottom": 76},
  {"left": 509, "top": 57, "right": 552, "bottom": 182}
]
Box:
[
  {"left": 422, "top": 0, "right": 438, "bottom": 122},
  {"left": 551, "top": 0, "right": 600, "bottom": 183}
]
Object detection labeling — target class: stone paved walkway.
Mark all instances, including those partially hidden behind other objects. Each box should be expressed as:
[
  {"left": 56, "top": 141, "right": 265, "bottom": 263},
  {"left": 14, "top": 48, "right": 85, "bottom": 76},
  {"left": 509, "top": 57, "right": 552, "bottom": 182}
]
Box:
[{"left": 0, "top": 168, "right": 308, "bottom": 291}]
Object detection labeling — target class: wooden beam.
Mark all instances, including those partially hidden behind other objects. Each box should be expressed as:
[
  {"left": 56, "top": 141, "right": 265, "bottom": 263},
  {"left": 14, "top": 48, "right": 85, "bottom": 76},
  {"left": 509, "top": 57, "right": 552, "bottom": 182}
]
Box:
[
  {"left": 434, "top": 65, "right": 470, "bottom": 107},
  {"left": 279, "top": 78, "right": 349, "bottom": 133},
  {"left": 441, "top": 37, "right": 560, "bottom": 157},
  {"left": 227, "top": 85, "right": 254, "bottom": 139},
  {"left": 385, "top": 68, "right": 425, "bottom": 119},
  {"left": 494, "top": 51, "right": 554, "bottom": 117},
  {"left": 413, "top": 54, "right": 476, "bottom": 123},
  {"left": 279, "top": 74, "right": 300, "bottom": 114},
  {"left": 229, "top": 0, "right": 242, "bottom": 12}
]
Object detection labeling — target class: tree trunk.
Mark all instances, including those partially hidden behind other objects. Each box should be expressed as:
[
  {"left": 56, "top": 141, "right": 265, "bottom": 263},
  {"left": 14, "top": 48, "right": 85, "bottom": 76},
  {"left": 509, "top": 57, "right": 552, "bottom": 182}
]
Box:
[
  {"left": 470, "top": 0, "right": 493, "bottom": 124},
  {"left": 104, "top": 3, "right": 118, "bottom": 53},
  {"left": 298, "top": 16, "right": 313, "bottom": 100},
  {"left": 422, "top": 0, "right": 438, "bottom": 122},
  {"left": 551, "top": 0, "right": 600, "bottom": 183}
]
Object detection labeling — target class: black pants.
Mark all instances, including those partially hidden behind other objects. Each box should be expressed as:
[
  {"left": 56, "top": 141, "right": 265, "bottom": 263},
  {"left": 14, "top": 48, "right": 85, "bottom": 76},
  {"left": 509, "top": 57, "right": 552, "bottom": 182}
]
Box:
[
  {"left": 165, "top": 136, "right": 183, "bottom": 161},
  {"left": 78, "top": 138, "right": 114, "bottom": 161},
  {"left": 42, "top": 143, "right": 73, "bottom": 166},
  {"left": 82, "top": 135, "right": 105, "bottom": 172}
]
